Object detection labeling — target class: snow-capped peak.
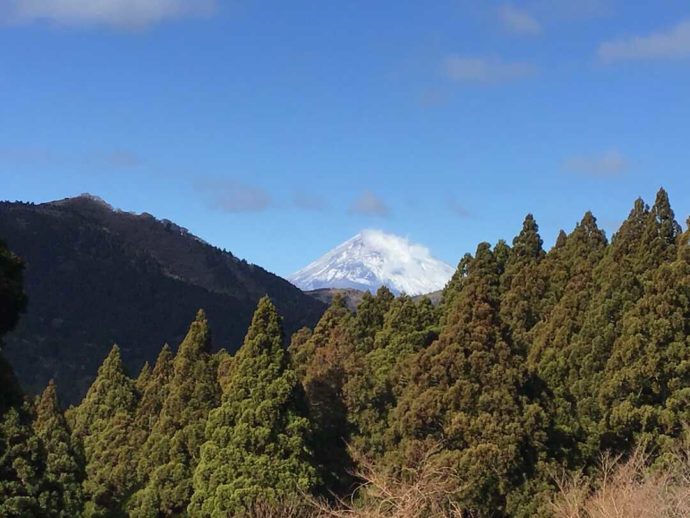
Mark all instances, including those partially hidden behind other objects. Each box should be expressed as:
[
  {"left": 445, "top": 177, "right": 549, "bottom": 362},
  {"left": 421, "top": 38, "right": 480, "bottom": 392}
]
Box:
[{"left": 289, "top": 229, "right": 454, "bottom": 296}]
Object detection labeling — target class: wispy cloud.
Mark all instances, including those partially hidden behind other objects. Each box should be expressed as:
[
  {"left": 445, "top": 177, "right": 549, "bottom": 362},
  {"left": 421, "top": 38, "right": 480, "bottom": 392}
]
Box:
[
  {"left": 293, "top": 192, "right": 328, "bottom": 211},
  {"left": 448, "top": 198, "right": 471, "bottom": 218},
  {"left": 563, "top": 149, "right": 629, "bottom": 177},
  {"left": 1, "top": 0, "right": 216, "bottom": 29},
  {"left": 598, "top": 19, "right": 690, "bottom": 62},
  {"left": 528, "top": 0, "right": 611, "bottom": 21},
  {"left": 0, "top": 147, "right": 62, "bottom": 167},
  {"left": 349, "top": 191, "right": 390, "bottom": 217},
  {"left": 96, "top": 150, "right": 143, "bottom": 168},
  {"left": 444, "top": 55, "right": 536, "bottom": 84},
  {"left": 498, "top": 4, "right": 541, "bottom": 36},
  {"left": 0, "top": 147, "right": 143, "bottom": 169},
  {"left": 197, "top": 179, "right": 273, "bottom": 213}
]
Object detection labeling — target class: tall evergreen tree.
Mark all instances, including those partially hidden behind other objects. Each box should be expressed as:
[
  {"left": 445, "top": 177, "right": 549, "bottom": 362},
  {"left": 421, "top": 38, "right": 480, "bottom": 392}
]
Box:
[
  {"left": 71, "top": 344, "right": 138, "bottom": 516},
  {"left": 134, "top": 362, "right": 151, "bottom": 395},
  {"left": 569, "top": 190, "right": 680, "bottom": 458},
  {"left": 349, "top": 286, "right": 395, "bottom": 355},
  {"left": 0, "top": 405, "right": 49, "bottom": 517},
  {"left": 128, "top": 310, "right": 219, "bottom": 517},
  {"left": 130, "top": 344, "right": 174, "bottom": 485},
  {"left": 528, "top": 212, "right": 608, "bottom": 466},
  {"left": 598, "top": 216, "right": 690, "bottom": 453},
  {"left": 33, "top": 380, "right": 84, "bottom": 517},
  {"left": 289, "top": 295, "right": 355, "bottom": 494},
  {"left": 392, "top": 243, "right": 547, "bottom": 516},
  {"left": 439, "top": 253, "right": 473, "bottom": 324},
  {"left": 215, "top": 348, "right": 235, "bottom": 395},
  {"left": 0, "top": 239, "right": 49, "bottom": 517},
  {"left": 344, "top": 295, "right": 438, "bottom": 458},
  {"left": 500, "top": 214, "right": 546, "bottom": 357},
  {"left": 189, "top": 297, "right": 318, "bottom": 516},
  {"left": 0, "top": 238, "right": 27, "bottom": 339}
]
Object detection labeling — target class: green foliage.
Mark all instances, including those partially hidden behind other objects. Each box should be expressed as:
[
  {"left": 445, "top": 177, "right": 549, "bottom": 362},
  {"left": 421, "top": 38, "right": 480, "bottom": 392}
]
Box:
[
  {"left": 33, "top": 380, "right": 85, "bottom": 517},
  {"left": 134, "top": 361, "right": 151, "bottom": 394},
  {"left": 0, "top": 239, "right": 49, "bottom": 517},
  {"left": 344, "top": 295, "right": 439, "bottom": 458},
  {"left": 349, "top": 287, "right": 395, "bottom": 354},
  {"left": 392, "top": 243, "right": 547, "bottom": 516},
  {"left": 0, "top": 238, "right": 27, "bottom": 338},
  {"left": 528, "top": 212, "right": 608, "bottom": 466},
  {"left": 189, "top": 297, "right": 318, "bottom": 516},
  {"left": 128, "top": 310, "right": 219, "bottom": 516},
  {"left": 500, "top": 214, "right": 546, "bottom": 357},
  {"left": 71, "top": 345, "right": 138, "bottom": 516},
  {"left": 598, "top": 222, "right": 690, "bottom": 453},
  {"left": 129, "top": 344, "right": 174, "bottom": 486},
  {"left": 0, "top": 405, "right": 48, "bottom": 517},
  {"left": 568, "top": 190, "right": 681, "bottom": 460},
  {"left": 289, "top": 295, "right": 356, "bottom": 493}
]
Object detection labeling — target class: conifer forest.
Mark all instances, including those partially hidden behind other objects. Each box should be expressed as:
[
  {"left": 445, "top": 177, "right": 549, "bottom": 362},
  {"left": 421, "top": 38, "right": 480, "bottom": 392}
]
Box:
[{"left": 2, "top": 188, "right": 690, "bottom": 517}]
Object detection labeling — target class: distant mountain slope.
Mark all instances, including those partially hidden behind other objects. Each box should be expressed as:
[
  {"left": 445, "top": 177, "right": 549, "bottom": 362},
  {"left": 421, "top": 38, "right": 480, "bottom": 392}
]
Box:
[
  {"left": 290, "top": 229, "right": 454, "bottom": 296},
  {"left": 305, "top": 287, "right": 444, "bottom": 310},
  {"left": 304, "top": 288, "right": 367, "bottom": 310},
  {"left": 0, "top": 195, "right": 325, "bottom": 403}
]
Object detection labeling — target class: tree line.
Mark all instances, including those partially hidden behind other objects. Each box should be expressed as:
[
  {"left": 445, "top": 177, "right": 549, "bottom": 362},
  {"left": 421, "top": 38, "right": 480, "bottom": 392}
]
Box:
[{"left": 1, "top": 188, "right": 689, "bottom": 516}]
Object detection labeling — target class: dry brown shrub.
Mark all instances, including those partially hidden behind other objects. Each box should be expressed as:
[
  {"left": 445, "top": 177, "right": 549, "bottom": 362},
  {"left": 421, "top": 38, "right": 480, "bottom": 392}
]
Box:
[
  {"left": 243, "top": 498, "right": 319, "bottom": 518},
  {"left": 309, "top": 445, "right": 474, "bottom": 518},
  {"left": 551, "top": 446, "right": 690, "bottom": 518}
]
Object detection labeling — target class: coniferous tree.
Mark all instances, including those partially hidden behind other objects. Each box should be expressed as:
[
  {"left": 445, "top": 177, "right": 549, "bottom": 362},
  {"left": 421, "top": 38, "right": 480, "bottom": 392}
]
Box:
[
  {"left": 215, "top": 348, "right": 235, "bottom": 395},
  {"left": 289, "top": 295, "right": 355, "bottom": 493},
  {"left": 33, "top": 381, "right": 84, "bottom": 517},
  {"left": 598, "top": 216, "right": 690, "bottom": 454},
  {"left": 349, "top": 286, "right": 395, "bottom": 355},
  {"left": 344, "top": 295, "right": 438, "bottom": 458},
  {"left": 0, "top": 238, "right": 27, "bottom": 338},
  {"left": 71, "top": 344, "right": 137, "bottom": 516},
  {"left": 130, "top": 345, "right": 174, "bottom": 486},
  {"left": 134, "top": 362, "right": 151, "bottom": 395},
  {"left": 0, "top": 240, "right": 49, "bottom": 517},
  {"left": 528, "top": 212, "right": 608, "bottom": 466},
  {"left": 569, "top": 190, "right": 680, "bottom": 458},
  {"left": 392, "top": 243, "right": 547, "bottom": 516},
  {"left": 128, "top": 310, "right": 219, "bottom": 517},
  {"left": 500, "top": 214, "right": 546, "bottom": 358},
  {"left": 439, "top": 253, "right": 473, "bottom": 324},
  {"left": 189, "top": 297, "right": 318, "bottom": 516},
  {"left": 0, "top": 405, "right": 49, "bottom": 517}
]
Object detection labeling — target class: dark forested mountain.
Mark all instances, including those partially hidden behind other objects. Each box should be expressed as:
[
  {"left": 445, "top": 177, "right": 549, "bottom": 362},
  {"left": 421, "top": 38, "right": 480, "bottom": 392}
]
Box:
[{"left": 0, "top": 195, "right": 325, "bottom": 403}]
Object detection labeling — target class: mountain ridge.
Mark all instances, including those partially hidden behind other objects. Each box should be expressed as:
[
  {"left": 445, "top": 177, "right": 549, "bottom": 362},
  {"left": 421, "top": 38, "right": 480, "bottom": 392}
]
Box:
[{"left": 0, "top": 195, "right": 326, "bottom": 403}]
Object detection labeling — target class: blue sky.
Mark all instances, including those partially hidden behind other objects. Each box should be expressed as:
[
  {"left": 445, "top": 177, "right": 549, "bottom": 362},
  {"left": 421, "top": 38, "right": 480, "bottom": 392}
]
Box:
[{"left": 2, "top": 1, "right": 690, "bottom": 277}]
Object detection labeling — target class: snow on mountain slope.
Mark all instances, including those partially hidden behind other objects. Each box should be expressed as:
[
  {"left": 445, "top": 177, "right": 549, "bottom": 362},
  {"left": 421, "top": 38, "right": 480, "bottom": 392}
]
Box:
[{"left": 289, "top": 230, "right": 454, "bottom": 296}]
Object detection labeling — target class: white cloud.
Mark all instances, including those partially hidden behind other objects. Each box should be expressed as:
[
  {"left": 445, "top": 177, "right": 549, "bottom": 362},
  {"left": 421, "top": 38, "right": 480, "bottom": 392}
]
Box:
[
  {"left": 448, "top": 198, "right": 470, "bottom": 218},
  {"left": 293, "top": 192, "right": 328, "bottom": 211},
  {"left": 349, "top": 191, "right": 390, "bottom": 217},
  {"left": 197, "top": 180, "right": 273, "bottom": 213},
  {"left": 498, "top": 4, "right": 541, "bottom": 35},
  {"left": 598, "top": 19, "right": 690, "bottom": 62},
  {"left": 2, "top": 0, "right": 216, "bottom": 28},
  {"left": 444, "top": 55, "right": 535, "bottom": 84},
  {"left": 563, "top": 149, "right": 629, "bottom": 177},
  {"left": 528, "top": 0, "right": 610, "bottom": 21}
]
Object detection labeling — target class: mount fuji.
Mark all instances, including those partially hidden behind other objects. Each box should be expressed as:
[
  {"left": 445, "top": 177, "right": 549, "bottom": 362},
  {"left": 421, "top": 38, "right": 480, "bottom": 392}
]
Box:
[{"left": 289, "top": 230, "right": 455, "bottom": 296}]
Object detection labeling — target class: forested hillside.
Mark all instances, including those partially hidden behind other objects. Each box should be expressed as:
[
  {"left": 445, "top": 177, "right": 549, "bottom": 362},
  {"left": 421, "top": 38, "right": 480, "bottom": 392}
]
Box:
[
  {"left": 0, "top": 195, "right": 325, "bottom": 403},
  {"left": 1, "top": 188, "right": 689, "bottom": 517}
]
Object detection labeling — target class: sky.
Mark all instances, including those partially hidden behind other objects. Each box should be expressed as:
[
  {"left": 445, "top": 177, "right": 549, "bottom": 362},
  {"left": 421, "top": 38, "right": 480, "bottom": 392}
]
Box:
[{"left": 2, "top": 0, "right": 690, "bottom": 278}]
